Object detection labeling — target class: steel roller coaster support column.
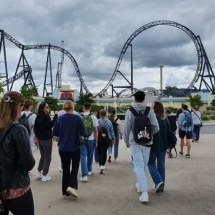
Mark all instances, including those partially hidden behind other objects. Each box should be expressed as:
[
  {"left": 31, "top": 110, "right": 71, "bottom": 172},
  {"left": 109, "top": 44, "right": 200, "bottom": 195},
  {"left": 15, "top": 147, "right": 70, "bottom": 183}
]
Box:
[
  {"left": 43, "top": 44, "right": 53, "bottom": 97},
  {"left": 129, "top": 44, "right": 133, "bottom": 94},
  {"left": 0, "top": 30, "right": 9, "bottom": 91}
]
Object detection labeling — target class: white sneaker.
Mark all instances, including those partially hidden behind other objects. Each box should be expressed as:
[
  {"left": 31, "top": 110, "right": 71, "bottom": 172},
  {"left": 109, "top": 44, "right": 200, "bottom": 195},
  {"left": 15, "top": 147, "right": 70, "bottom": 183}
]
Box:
[
  {"left": 114, "top": 159, "right": 118, "bottom": 163},
  {"left": 66, "top": 187, "right": 78, "bottom": 198},
  {"left": 80, "top": 176, "right": 88, "bottom": 182},
  {"left": 88, "top": 171, "right": 93, "bottom": 176},
  {"left": 59, "top": 167, "right": 63, "bottom": 172},
  {"left": 135, "top": 183, "right": 141, "bottom": 193},
  {"left": 139, "top": 192, "right": 149, "bottom": 203},
  {"left": 41, "top": 175, "right": 52, "bottom": 182},
  {"left": 35, "top": 172, "right": 43, "bottom": 179}
]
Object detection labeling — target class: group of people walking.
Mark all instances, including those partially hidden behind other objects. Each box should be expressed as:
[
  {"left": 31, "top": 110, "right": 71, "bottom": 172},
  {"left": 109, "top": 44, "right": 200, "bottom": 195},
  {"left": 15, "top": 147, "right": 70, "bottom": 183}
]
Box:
[
  {"left": 0, "top": 90, "right": 202, "bottom": 214},
  {"left": 124, "top": 92, "right": 202, "bottom": 203}
]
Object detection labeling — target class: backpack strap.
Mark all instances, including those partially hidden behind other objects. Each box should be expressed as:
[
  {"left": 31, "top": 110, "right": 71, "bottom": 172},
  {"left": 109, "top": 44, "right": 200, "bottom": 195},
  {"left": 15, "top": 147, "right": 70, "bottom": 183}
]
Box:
[
  {"left": 27, "top": 112, "right": 34, "bottom": 119},
  {"left": 114, "top": 117, "right": 119, "bottom": 123},
  {"left": 129, "top": 106, "right": 150, "bottom": 116},
  {"left": 129, "top": 107, "right": 138, "bottom": 116},
  {"left": 143, "top": 106, "right": 150, "bottom": 116}
]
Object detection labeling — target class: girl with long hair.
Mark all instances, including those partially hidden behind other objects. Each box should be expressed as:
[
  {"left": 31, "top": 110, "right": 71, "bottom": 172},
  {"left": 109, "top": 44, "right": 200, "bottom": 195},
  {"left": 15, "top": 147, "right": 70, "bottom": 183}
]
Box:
[
  {"left": 0, "top": 91, "right": 35, "bottom": 215},
  {"left": 148, "top": 101, "right": 170, "bottom": 193},
  {"left": 34, "top": 102, "right": 58, "bottom": 182}
]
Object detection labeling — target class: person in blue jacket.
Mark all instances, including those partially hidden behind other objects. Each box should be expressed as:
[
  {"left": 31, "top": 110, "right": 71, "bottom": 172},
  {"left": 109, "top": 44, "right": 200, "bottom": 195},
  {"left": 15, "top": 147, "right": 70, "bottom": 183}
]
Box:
[
  {"left": 53, "top": 100, "right": 85, "bottom": 199},
  {"left": 97, "top": 109, "right": 115, "bottom": 174}
]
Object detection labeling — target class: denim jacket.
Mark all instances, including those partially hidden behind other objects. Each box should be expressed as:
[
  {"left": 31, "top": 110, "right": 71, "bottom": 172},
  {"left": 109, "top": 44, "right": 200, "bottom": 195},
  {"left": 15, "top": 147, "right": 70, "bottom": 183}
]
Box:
[{"left": 98, "top": 118, "right": 116, "bottom": 140}]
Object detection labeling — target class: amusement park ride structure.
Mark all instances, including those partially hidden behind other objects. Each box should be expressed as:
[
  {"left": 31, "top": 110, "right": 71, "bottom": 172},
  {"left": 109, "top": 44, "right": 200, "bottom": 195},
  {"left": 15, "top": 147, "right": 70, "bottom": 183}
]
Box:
[{"left": 0, "top": 20, "right": 215, "bottom": 99}]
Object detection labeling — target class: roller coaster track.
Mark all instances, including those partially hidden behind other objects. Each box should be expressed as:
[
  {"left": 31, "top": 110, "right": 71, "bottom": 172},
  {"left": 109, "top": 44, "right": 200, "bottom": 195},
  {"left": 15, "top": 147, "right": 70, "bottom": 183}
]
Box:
[
  {"left": 0, "top": 66, "right": 32, "bottom": 87},
  {"left": 1, "top": 20, "right": 214, "bottom": 97},
  {"left": 1, "top": 30, "right": 91, "bottom": 94},
  {"left": 99, "top": 20, "right": 205, "bottom": 97}
]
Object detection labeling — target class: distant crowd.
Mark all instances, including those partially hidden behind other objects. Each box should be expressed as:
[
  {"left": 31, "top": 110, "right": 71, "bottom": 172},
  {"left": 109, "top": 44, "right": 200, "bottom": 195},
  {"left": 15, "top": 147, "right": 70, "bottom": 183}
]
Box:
[{"left": 0, "top": 90, "right": 202, "bottom": 214}]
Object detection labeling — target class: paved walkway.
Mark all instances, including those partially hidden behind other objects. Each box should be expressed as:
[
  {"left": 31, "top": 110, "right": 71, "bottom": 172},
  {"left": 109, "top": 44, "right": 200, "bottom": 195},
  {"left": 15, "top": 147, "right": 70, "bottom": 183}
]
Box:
[{"left": 29, "top": 132, "right": 215, "bottom": 215}]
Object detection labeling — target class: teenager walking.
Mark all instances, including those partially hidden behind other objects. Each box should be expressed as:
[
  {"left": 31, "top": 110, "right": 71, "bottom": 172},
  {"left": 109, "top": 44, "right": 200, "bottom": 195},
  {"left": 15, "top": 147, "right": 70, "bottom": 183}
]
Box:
[
  {"left": 53, "top": 100, "right": 85, "bottom": 198},
  {"left": 34, "top": 102, "right": 58, "bottom": 182},
  {"left": 148, "top": 102, "right": 170, "bottom": 193},
  {"left": 0, "top": 91, "right": 35, "bottom": 215}
]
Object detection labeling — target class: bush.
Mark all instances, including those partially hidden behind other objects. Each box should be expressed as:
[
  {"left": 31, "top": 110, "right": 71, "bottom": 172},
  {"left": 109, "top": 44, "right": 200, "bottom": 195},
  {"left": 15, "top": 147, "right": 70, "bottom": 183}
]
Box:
[
  {"left": 201, "top": 115, "right": 210, "bottom": 121},
  {"left": 209, "top": 115, "right": 215, "bottom": 120},
  {"left": 202, "top": 110, "right": 215, "bottom": 115},
  {"left": 165, "top": 106, "right": 178, "bottom": 113},
  {"left": 206, "top": 106, "right": 215, "bottom": 111}
]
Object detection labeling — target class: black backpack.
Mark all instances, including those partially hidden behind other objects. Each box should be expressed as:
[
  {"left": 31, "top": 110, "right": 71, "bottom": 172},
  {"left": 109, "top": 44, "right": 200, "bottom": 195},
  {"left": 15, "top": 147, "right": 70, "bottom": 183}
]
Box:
[
  {"left": 167, "top": 131, "right": 177, "bottom": 157},
  {"left": 98, "top": 121, "right": 110, "bottom": 144},
  {"left": 110, "top": 118, "right": 118, "bottom": 137},
  {"left": 18, "top": 113, "right": 34, "bottom": 135},
  {"left": 129, "top": 106, "right": 152, "bottom": 145}
]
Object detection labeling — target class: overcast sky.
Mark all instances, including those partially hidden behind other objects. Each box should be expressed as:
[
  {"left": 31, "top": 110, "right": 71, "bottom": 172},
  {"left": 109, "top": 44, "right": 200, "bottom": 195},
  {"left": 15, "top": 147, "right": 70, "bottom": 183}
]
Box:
[{"left": 0, "top": 0, "right": 215, "bottom": 96}]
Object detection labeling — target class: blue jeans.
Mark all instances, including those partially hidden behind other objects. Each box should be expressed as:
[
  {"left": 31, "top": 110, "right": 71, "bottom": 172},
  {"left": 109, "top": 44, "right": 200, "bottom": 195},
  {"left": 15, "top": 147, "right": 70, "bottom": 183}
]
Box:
[
  {"left": 130, "top": 144, "right": 151, "bottom": 192},
  {"left": 108, "top": 133, "right": 119, "bottom": 159},
  {"left": 80, "top": 139, "right": 95, "bottom": 177},
  {"left": 148, "top": 150, "right": 166, "bottom": 186},
  {"left": 192, "top": 124, "right": 201, "bottom": 141}
]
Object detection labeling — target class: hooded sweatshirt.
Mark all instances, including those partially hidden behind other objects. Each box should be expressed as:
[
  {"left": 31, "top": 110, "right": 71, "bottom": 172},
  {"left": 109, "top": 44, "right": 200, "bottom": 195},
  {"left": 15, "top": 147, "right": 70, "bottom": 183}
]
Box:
[{"left": 124, "top": 103, "right": 159, "bottom": 147}]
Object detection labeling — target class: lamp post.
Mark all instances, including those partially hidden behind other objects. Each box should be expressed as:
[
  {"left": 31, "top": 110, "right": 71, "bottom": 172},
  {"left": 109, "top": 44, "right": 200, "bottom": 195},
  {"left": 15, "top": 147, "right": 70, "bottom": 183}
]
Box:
[
  {"left": 129, "top": 44, "right": 133, "bottom": 94},
  {"left": 159, "top": 63, "right": 164, "bottom": 93}
]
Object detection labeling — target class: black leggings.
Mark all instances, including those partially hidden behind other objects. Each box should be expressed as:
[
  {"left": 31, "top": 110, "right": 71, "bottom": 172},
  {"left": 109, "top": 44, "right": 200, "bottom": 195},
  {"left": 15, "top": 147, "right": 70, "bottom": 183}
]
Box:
[
  {"left": 97, "top": 141, "right": 110, "bottom": 166},
  {"left": 3, "top": 189, "right": 34, "bottom": 215},
  {"left": 59, "top": 149, "right": 80, "bottom": 195}
]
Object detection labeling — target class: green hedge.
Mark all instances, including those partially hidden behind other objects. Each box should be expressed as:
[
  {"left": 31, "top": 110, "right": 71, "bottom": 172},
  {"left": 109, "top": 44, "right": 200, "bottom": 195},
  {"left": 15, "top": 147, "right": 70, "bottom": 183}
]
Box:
[
  {"left": 201, "top": 115, "right": 210, "bottom": 121},
  {"left": 165, "top": 106, "right": 178, "bottom": 113},
  {"left": 209, "top": 115, "right": 215, "bottom": 120}
]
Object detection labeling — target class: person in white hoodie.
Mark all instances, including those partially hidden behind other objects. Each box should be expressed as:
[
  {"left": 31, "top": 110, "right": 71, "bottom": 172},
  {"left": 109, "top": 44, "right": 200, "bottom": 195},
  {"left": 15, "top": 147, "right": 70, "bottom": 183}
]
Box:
[{"left": 124, "top": 91, "right": 159, "bottom": 203}]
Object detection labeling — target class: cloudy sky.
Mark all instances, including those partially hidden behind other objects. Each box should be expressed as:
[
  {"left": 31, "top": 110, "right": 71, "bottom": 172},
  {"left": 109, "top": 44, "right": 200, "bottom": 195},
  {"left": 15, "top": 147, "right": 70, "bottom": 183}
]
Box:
[{"left": 0, "top": 0, "right": 215, "bottom": 97}]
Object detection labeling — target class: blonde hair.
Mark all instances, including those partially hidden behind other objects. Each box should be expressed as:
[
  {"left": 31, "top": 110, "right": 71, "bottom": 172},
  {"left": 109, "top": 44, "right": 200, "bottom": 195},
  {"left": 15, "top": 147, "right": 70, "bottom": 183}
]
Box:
[
  {"left": 0, "top": 91, "right": 24, "bottom": 129},
  {"left": 63, "top": 100, "right": 74, "bottom": 112}
]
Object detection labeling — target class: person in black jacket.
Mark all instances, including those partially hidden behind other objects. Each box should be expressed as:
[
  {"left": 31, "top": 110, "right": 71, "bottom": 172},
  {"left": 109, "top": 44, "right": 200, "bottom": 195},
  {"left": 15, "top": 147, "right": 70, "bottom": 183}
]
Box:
[
  {"left": 165, "top": 109, "right": 177, "bottom": 158},
  {"left": 34, "top": 102, "right": 57, "bottom": 182},
  {"left": 0, "top": 91, "right": 35, "bottom": 215}
]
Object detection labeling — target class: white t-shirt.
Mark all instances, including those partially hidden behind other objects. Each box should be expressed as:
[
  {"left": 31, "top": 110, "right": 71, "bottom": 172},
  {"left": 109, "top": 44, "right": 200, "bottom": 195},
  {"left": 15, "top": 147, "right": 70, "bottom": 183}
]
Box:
[
  {"left": 20, "top": 111, "right": 36, "bottom": 139},
  {"left": 82, "top": 112, "right": 98, "bottom": 140},
  {"left": 58, "top": 110, "right": 79, "bottom": 116}
]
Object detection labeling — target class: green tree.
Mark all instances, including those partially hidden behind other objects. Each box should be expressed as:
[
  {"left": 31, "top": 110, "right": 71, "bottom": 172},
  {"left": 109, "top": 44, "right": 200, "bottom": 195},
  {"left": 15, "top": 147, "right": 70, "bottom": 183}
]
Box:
[
  {"left": 210, "top": 95, "right": 215, "bottom": 107},
  {"left": 76, "top": 93, "right": 94, "bottom": 105},
  {"left": 20, "top": 86, "right": 38, "bottom": 100},
  {"left": 44, "top": 96, "right": 58, "bottom": 111},
  {"left": 211, "top": 89, "right": 215, "bottom": 95},
  {"left": 165, "top": 86, "right": 178, "bottom": 93},
  {"left": 187, "top": 94, "right": 203, "bottom": 108},
  {"left": 20, "top": 86, "right": 38, "bottom": 112}
]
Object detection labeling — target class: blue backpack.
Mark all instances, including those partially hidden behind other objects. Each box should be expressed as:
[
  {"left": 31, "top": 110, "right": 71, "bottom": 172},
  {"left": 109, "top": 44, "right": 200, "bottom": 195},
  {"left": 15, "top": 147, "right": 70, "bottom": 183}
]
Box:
[{"left": 182, "top": 112, "right": 193, "bottom": 132}]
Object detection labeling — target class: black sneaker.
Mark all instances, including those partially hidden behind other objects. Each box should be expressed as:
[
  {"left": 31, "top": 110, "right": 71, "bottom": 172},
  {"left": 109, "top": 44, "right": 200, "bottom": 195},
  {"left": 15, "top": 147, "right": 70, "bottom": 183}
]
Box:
[
  {"left": 179, "top": 151, "right": 183, "bottom": 155},
  {"left": 108, "top": 156, "right": 111, "bottom": 163},
  {"left": 185, "top": 154, "right": 191, "bottom": 158},
  {"left": 155, "top": 182, "right": 164, "bottom": 193}
]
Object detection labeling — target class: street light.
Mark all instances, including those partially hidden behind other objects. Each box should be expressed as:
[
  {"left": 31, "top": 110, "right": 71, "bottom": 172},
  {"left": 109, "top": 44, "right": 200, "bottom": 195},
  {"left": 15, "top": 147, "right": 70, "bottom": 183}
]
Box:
[{"left": 159, "top": 62, "right": 164, "bottom": 92}]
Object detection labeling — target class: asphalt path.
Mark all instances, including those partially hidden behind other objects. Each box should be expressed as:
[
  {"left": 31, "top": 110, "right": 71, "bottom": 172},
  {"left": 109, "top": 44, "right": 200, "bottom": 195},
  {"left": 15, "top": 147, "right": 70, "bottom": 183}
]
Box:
[{"left": 200, "top": 125, "right": 215, "bottom": 134}]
